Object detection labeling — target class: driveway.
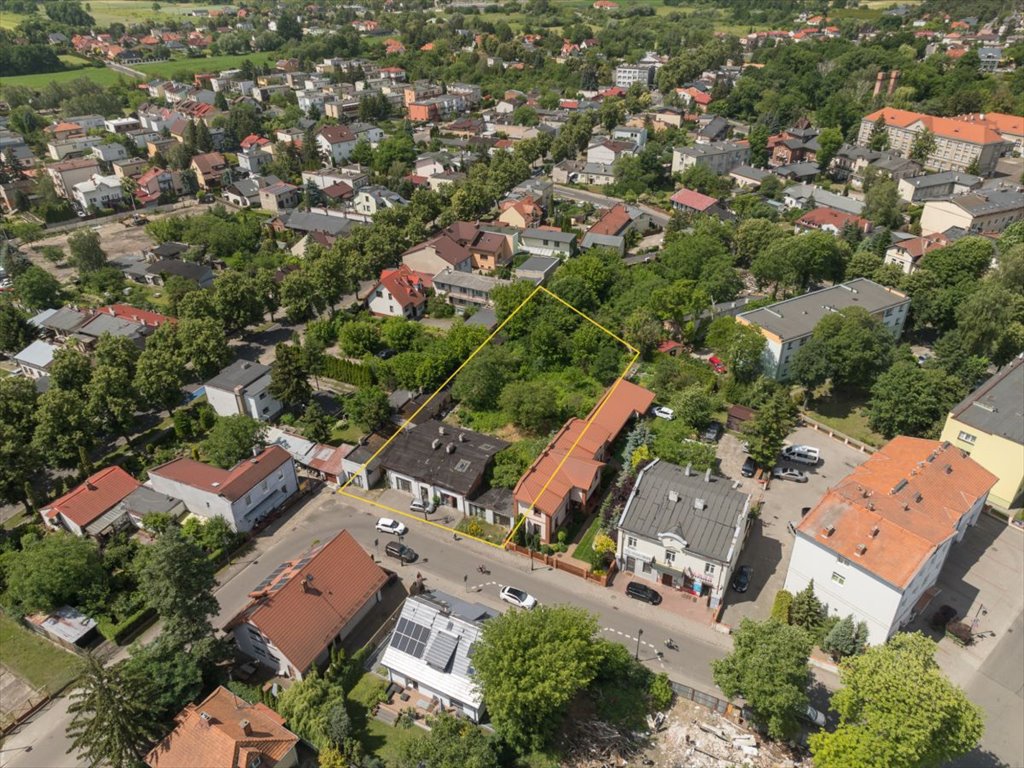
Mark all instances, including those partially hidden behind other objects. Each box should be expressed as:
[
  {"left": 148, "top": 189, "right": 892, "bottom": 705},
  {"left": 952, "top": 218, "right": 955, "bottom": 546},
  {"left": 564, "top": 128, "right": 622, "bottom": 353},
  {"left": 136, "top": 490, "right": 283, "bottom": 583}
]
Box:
[{"left": 717, "top": 426, "right": 873, "bottom": 627}]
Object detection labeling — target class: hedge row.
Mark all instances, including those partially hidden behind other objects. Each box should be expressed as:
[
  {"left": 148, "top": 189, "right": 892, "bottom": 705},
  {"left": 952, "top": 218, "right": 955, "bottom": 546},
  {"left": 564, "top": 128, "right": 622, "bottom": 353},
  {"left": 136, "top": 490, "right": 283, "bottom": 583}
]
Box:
[
  {"left": 322, "top": 355, "right": 375, "bottom": 387},
  {"left": 97, "top": 607, "right": 158, "bottom": 646}
]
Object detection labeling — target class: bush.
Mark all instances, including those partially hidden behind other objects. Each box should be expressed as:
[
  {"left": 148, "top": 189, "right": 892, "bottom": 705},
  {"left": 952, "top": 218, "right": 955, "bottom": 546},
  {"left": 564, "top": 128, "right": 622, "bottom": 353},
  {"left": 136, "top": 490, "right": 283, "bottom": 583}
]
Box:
[
  {"left": 770, "top": 590, "right": 793, "bottom": 624},
  {"left": 321, "top": 355, "right": 375, "bottom": 386},
  {"left": 930, "top": 604, "right": 957, "bottom": 630},
  {"left": 946, "top": 621, "right": 973, "bottom": 646},
  {"left": 648, "top": 672, "right": 673, "bottom": 711},
  {"left": 97, "top": 607, "right": 158, "bottom": 645}
]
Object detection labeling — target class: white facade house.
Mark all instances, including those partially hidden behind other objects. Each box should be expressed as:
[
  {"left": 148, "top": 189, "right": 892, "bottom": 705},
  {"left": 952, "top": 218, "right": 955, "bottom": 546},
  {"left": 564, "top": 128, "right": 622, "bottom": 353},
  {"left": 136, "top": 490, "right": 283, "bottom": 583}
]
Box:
[
  {"left": 72, "top": 174, "right": 124, "bottom": 211},
  {"left": 147, "top": 446, "right": 298, "bottom": 533},
  {"left": 672, "top": 141, "right": 751, "bottom": 175},
  {"left": 616, "top": 460, "right": 750, "bottom": 609},
  {"left": 613, "top": 63, "right": 655, "bottom": 88},
  {"left": 783, "top": 438, "right": 997, "bottom": 645},
  {"left": 380, "top": 592, "right": 494, "bottom": 722},
  {"left": 737, "top": 278, "right": 910, "bottom": 381},
  {"left": 204, "top": 359, "right": 283, "bottom": 421}
]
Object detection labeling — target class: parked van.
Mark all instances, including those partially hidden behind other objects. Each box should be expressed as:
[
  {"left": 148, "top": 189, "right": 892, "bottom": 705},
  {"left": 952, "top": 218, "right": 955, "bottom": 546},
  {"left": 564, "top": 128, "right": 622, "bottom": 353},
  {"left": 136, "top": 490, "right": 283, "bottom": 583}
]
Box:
[{"left": 781, "top": 445, "right": 821, "bottom": 465}]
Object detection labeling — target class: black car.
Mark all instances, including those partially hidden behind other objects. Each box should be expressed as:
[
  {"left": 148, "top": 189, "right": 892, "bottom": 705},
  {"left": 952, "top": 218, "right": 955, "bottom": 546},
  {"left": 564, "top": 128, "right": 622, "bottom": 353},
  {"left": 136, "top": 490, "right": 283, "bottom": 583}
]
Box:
[
  {"left": 731, "top": 565, "right": 752, "bottom": 593},
  {"left": 740, "top": 456, "right": 758, "bottom": 478},
  {"left": 384, "top": 542, "right": 418, "bottom": 563},
  {"left": 701, "top": 422, "right": 723, "bottom": 443},
  {"left": 625, "top": 581, "right": 662, "bottom": 605}
]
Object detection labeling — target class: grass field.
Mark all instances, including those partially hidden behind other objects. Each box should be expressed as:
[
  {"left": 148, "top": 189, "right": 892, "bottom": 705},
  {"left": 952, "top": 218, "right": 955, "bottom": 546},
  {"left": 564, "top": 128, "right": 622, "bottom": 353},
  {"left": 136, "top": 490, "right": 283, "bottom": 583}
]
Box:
[
  {"left": 135, "top": 52, "right": 277, "bottom": 78},
  {"left": 0, "top": 9, "right": 30, "bottom": 29},
  {"left": 806, "top": 391, "right": 885, "bottom": 448},
  {"left": 0, "top": 614, "right": 86, "bottom": 695},
  {"left": 0, "top": 66, "right": 130, "bottom": 90}
]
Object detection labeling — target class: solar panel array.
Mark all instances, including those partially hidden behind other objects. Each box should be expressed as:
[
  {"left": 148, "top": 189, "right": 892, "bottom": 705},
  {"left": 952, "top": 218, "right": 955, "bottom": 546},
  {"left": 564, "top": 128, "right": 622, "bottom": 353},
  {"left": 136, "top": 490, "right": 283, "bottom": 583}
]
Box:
[{"left": 391, "top": 617, "right": 431, "bottom": 658}]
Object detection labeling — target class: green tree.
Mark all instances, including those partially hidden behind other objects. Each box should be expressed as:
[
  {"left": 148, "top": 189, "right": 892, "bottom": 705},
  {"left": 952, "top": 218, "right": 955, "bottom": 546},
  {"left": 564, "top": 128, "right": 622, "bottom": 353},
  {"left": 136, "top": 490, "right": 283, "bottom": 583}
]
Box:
[
  {"left": 270, "top": 342, "right": 312, "bottom": 408},
  {"left": 346, "top": 385, "right": 391, "bottom": 432},
  {"left": 120, "top": 635, "right": 205, "bottom": 722},
  {"left": 49, "top": 347, "right": 92, "bottom": 390},
  {"left": 85, "top": 364, "right": 138, "bottom": 438},
  {"left": 789, "top": 580, "right": 827, "bottom": 635},
  {"left": 868, "top": 360, "right": 963, "bottom": 438},
  {"left": 280, "top": 269, "right": 327, "bottom": 323},
  {"left": 452, "top": 347, "right": 511, "bottom": 412},
  {"left": 66, "top": 655, "right": 163, "bottom": 768},
  {"left": 748, "top": 123, "right": 770, "bottom": 167},
  {"left": 712, "top": 618, "right": 812, "bottom": 741},
  {"left": 735, "top": 218, "right": 787, "bottom": 267},
  {"left": 815, "top": 127, "right": 844, "bottom": 171},
  {"left": 396, "top": 712, "right": 499, "bottom": 768},
  {"left": 472, "top": 605, "right": 604, "bottom": 753},
  {"left": 704, "top": 317, "right": 766, "bottom": 383},
  {"left": 809, "top": 633, "right": 984, "bottom": 768},
  {"left": 868, "top": 115, "right": 889, "bottom": 151},
  {"left": 13, "top": 265, "right": 61, "bottom": 309},
  {"left": 742, "top": 389, "right": 798, "bottom": 470},
  {"left": 201, "top": 414, "right": 267, "bottom": 469},
  {"left": 31, "top": 388, "right": 96, "bottom": 467},
  {"left": 0, "top": 377, "right": 41, "bottom": 509},
  {"left": 863, "top": 178, "right": 903, "bottom": 230},
  {"left": 500, "top": 379, "right": 564, "bottom": 434},
  {"left": 671, "top": 384, "right": 715, "bottom": 430},
  {"left": 178, "top": 317, "right": 232, "bottom": 378},
  {"left": 909, "top": 128, "right": 936, "bottom": 163},
  {"left": 3, "top": 533, "right": 106, "bottom": 614},
  {"left": 299, "top": 401, "right": 333, "bottom": 443},
  {"left": 134, "top": 344, "right": 185, "bottom": 416},
  {"left": 821, "top": 615, "right": 868, "bottom": 660},
  {"left": 954, "top": 281, "right": 1024, "bottom": 365},
  {"left": 789, "top": 307, "right": 895, "bottom": 389},
  {"left": 0, "top": 299, "right": 33, "bottom": 352},
  {"left": 338, "top": 321, "right": 380, "bottom": 357},
  {"left": 623, "top": 306, "right": 662, "bottom": 359},
  {"left": 275, "top": 665, "right": 348, "bottom": 751},
  {"left": 67, "top": 228, "right": 107, "bottom": 273},
  {"left": 135, "top": 525, "right": 219, "bottom": 643},
  {"left": 213, "top": 271, "right": 265, "bottom": 332}
]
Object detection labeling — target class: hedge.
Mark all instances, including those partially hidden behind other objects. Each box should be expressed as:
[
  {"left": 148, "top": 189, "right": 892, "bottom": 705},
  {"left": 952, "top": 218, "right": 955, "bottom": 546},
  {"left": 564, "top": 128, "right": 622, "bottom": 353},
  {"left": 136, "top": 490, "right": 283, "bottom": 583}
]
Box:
[
  {"left": 322, "top": 355, "right": 375, "bottom": 387},
  {"left": 770, "top": 589, "right": 793, "bottom": 624},
  {"left": 97, "top": 607, "right": 158, "bottom": 645}
]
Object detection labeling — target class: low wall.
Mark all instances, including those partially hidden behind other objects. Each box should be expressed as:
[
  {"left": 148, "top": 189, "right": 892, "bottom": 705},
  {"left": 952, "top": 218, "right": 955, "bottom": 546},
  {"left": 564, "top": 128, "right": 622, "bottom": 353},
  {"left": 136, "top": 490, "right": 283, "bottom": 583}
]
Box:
[
  {"left": 504, "top": 543, "right": 617, "bottom": 586},
  {"left": 798, "top": 414, "right": 878, "bottom": 454}
]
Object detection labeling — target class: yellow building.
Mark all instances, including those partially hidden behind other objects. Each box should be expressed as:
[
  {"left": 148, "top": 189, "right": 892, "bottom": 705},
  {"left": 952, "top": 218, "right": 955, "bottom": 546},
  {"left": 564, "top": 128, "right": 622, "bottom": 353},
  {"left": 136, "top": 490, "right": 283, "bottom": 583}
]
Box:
[{"left": 939, "top": 358, "right": 1024, "bottom": 512}]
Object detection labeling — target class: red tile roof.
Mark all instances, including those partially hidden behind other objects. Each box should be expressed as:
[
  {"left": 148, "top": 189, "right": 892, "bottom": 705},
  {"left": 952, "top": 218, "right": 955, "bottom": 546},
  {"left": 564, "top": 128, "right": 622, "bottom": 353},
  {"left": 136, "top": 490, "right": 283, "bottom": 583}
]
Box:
[
  {"left": 404, "top": 233, "right": 472, "bottom": 267},
  {"left": 318, "top": 124, "right": 356, "bottom": 144},
  {"left": 41, "top": 467, "right": 140, "bottom": 528},
  {"left": 146, "top": 686, "right": 298, "bottom": 768},
  {"left": 670, "top": 187, "right": 717, "bottom": 211},
  {"left": 797, "top": 438, "right": 998, "bottom": 589},
  {"left": 226, "top": 531, "right": 387, "bottom": 674},
  {"left": 149, "top": 446, "right": 293, "bottom": 502},
  {"left": 864, "top": 107, "right": 1007, "bottom": 145},
  {"left": 796, "top": 207, "right": 869, "bottom": 232},
  {"left": 376, "top": 264, "right": 427, "bottom": 310},
  {"left": 588, "top": 203, "right": 632, "bottom": 237},
  {"left": 100, "top": 304, "right": 175, "bottom": 327}
]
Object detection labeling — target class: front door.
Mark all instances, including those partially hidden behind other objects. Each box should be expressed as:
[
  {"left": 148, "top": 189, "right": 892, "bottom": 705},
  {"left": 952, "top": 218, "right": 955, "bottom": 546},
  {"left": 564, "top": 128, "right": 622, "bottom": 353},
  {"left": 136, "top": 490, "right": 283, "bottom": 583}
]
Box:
[
  {"left": 661, "top": 572, "right": 673, "bottom": 587},
  {"left": 625, "top": 556, "right": 636, "bottom": 572}
]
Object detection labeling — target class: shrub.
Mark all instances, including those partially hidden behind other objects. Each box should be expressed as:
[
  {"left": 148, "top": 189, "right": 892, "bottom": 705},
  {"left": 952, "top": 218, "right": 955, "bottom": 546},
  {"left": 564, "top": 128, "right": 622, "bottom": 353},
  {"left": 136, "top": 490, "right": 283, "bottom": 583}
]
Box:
[
  {"left": 770, "top": 590, "right": 793, "bottom": 624},
  {"left": 930, "top": 604, "right": 957, "bottom": 630},
  {"left": 648, "top": 672, "right": 674, "bottom": 711},
  {"left": 946, "top": 621, "right": 973, "bottom": 646}
]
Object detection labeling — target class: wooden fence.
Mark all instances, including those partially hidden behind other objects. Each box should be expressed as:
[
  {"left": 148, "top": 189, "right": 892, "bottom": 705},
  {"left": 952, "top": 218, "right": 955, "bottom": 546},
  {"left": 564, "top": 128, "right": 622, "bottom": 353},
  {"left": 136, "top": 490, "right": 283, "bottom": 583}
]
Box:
[{"left": 504, "top": 543, "right": 617, "bottom": 586}]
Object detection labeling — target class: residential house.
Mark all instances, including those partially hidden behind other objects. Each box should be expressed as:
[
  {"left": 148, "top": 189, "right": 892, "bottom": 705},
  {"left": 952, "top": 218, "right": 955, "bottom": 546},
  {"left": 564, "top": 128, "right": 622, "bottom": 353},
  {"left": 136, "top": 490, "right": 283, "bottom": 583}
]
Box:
[
  {"left": 956, "top": 112, "right": 1023, "bottom": 153},
  {"left": 920, "top": 188, "right": 1024, "bottom": 235},
  {"left": 35, "top": 306, "right": 88, "bottom": 340},
  {"left": 939, "top": 357, "right": 1024, "bottom": 511},
  {"left": 265, "top": 426, "right": 354, "bottom": 486},
  {"left": 521, "top": 228, "right": 577, "bottom": 258},
  {"left": 737, "top": 278, "right": 910, "bottom": 380},
  {"left": 353, "top": 185, "right": 408, "bottom": 216},
  {"left": 669, "top": 187, "right": 719, "bottom": 216},
  {"left": 795, "top": 207, "right": 871, "bottom": 235},
  {"left": 514, "top": 255, "right": 559, "bottom": 284},
  {"left": 316, "top": 124, "right": 358, "bottom": 164},
  {"left": 71, "top": 174, "right": 124, "bottom": 211},
  {"left": 883, "top": 233, "right": 949, "bottom": 273},
  {"left": 204, "top": 359, "right": 283, "bottom": 421},
  {"left": 379, "top": 419, "right": 510, "bottom": 521},
  {"left": 190, "top": 151, "right": 229, "bottom": 189},
  {"left": 148, "top": 445, "right": 298, "bottom": 533},
  {"left": 90, "top": 143, "right": 129, "bottom": 164},
  {"left": 432, "top": 269, "right": 510, "bottom": 314},
  {"left": 612, "top": 125, "right": 648, "bottom": 149},
  {"left": 695, "top": 114, "right": 729, "bottom": 142},
  {"left": 226, "top": 530, "right": 388, "bottom": 679},
  {"left": 145, "top": 687, "right": 299, "bottom": 768},
  {"left": 47, "top": 158, "right": 101, "bottom": 200},
  {"left": 770, "top": 123, "right": 820, "bottom": 167},
  {"left": 782, "top": 183, "right": 865, "bottom": 216},
  {"left": 134, "top": 167, "right": 187, "bottom": 205},
  {"left": 784, "top": 437, "right": 997, "bottom": 645},
  {"left": 273, "top": 207, "right": 360, "bottom": 240},
  {"left": 238, "top": 146, "right": 272, "bottom": 175},
  {"left": 47, "top": 135, "right": 101, "bottom": 161},
  {"left": 379, "top": 592, "right": 495, "bottom": 723},
  {"left": 497, "top": 196, "right": 544, "bottom": 230},
  {"left": 773, "top": 161, "right": 820, "bottom": 182},
  {"left": 39, "top": 466, "right": 141, "bottom": 538},
  {"left": 258, "top": 180, "right": 301, "bottom": 214},
  {"left": 13, "top": 339, "right": 59, "bottom": 379},
  {"left": 127, "top": 258, "right": 214, "bottom": 289},
  {"left": 586, "top": 139, "right": 637, "bottom": 167},
  {"left": 515, "top": 381, "right": 655, "bottom": 543},
  {"left": 222, "top": 177, "right": 268, "bottom": 208},
  {"left": 729, "top": 165, "right": 772, "bottom": 189},
  {"left": 616, "top": 460, "right": 750, "bottom": 608},
  {"left": 443, "top": 221, "right": 514, "bottom": 271},
  {"left": 402, "top": 234, "right": 473, "bottom": 278},
  {"left": 368, "top": 265, "right": 429, "bottom": 319},
  {"left": 613, "top": 63, "right": 656, "bottom": 89},
  {"left": 897, "top": 170, "right": 983, "bottom": 203},
  {"left": 672, "top": 141, "right": 750, "bottom": 175},
  {"left": 857, "top": 108, "right": 1012, "bottom": 175}
]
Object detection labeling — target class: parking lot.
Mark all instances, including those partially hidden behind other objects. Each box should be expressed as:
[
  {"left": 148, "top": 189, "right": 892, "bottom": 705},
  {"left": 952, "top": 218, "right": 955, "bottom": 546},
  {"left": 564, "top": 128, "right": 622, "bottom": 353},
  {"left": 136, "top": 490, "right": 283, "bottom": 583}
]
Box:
[{"left": 717, "top": 426, "right": 873, "bottom": 626}]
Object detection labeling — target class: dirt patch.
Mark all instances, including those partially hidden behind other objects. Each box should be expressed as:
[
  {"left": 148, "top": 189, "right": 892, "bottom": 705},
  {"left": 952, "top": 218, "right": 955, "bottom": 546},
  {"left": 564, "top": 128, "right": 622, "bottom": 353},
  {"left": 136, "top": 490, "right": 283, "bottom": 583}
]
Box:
[
  {"left": 495, "top": 423, "right": 527, "bottom": 442},
  {"left": 26, "top": 219, "right": 156, "bottom": 282},
  {"left": 0, "top": 664, "right": 42, "bottom": 730}
]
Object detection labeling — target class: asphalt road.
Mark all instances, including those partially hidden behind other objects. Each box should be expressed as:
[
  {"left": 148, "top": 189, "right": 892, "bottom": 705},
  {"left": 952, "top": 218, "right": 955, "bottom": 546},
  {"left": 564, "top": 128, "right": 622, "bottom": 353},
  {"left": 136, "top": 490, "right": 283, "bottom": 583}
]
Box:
[{"left": 553, "top": 184, "right": 671, "bottom": 227}]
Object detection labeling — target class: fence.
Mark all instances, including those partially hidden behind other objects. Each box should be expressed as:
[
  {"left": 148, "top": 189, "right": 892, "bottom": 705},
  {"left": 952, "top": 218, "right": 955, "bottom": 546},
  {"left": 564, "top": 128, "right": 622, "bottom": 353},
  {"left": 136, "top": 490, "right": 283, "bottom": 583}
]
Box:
[
  {"left": 798, "top": 414, "right": 878, "bottom": 454},
  {"left": 669, "top": 679, "right": 734, "bottom": 717},
  {"left": 504, "top": 543, "right": 617, "bottom": 586}
]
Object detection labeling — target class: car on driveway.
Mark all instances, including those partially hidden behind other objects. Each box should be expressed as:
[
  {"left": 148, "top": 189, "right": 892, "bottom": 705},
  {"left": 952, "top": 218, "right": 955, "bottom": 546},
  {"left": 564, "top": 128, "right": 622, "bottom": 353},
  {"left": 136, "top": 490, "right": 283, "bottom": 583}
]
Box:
[
  {"left": 409, "top": 498, "right": 436, "bottom": 514},
  {"left": 731, "top": 565, "right": 752, "bottom": 593},
  {"left": 772, "top": 466, "right": 809, "bottom": 483},
  {"left": 740, "top": 456, "right": 758, "bottom": 477},
  {"left": 701, "top": 422, "right": 723, "bottom": 442},
  {"left": 384, "top": 542, "right": 417, "bottom": 563},
  {"left": 499, "top": 585, "right": 538, "bottom": 610},
  {"left": 708, "top": 355, "right": 727, "bottom": 374},
  {"left": 375, "top": 517, "right": 408, "bottom": 536},
  {"left": 802, "top": 705, "right": 827, "bottom": 728},
  {"left": 625, "top": 581, "right": 663, "bottom": 605},
  {"left": 650, "top": 405, "right": 675, "bottom": 420}
]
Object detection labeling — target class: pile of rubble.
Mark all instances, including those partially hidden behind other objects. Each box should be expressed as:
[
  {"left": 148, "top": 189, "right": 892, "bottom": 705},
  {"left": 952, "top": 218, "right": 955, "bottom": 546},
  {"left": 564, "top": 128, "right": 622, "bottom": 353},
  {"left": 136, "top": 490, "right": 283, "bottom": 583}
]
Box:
[{"left": 642, "top": 698, "right": 808, "bottom": 768}]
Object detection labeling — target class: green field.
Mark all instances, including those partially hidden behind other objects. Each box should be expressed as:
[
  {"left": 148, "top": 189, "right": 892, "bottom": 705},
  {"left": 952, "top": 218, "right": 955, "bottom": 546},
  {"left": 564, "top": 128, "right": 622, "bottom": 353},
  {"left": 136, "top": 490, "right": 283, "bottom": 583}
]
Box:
[
  {"left": 0, "top": 66, "right": 130, "bottom": 90},
  {"left": 0, "top": 8, "right": 30, "bottom": 29},
  {"left": 0, "top": 614, "right": 85, "bottom": 695},
  {"left": 135, "top": 52, "right": 278, "bottom": 78}
]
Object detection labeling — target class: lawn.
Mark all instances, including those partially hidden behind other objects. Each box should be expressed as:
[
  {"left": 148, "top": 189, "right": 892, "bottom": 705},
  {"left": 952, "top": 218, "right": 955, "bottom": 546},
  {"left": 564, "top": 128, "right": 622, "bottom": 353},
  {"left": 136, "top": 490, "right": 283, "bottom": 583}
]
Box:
[
  {"left": 135, "top": 52, "right": 277, "bottom": 79},
  {"left": 0, "top": 66, "right": 129, "bottom": 90},
  {"left": 329, "top": 419, "right": 365, "bottom": 445},
  {"left": 572, "top": 514, "right": 604, "bottom": 567},
  {"left": 88, "top": 0, "right": 219, "bottom": 26},
  {"left": 805, "top": 391, "right": 885, "bottom": 448},
  {"left": 0, "top": 614, "right": 85, "bottom": 695},
  {"left": 0, "top": 9, "right": 30, "bottom": 29},
  {"left": 363, "top": 720, "right": 428, "bottom": 767}
]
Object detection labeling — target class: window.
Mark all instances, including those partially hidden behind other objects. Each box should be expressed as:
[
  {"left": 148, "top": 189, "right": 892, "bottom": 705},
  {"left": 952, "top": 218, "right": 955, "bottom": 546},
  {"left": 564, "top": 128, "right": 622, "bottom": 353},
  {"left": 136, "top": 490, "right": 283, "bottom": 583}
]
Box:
[
  {"left": 664, "top": 550, "right": 676, "bottom": 565},
  {"left": 626, "top": 536, "right": 637, "bottom": 548},
  {"left": 832, "top": 572, "right": 846, "bottom": 585},
  {"left": 957, "top": 431, "right": 977, "bottom": 445},
  {"left": 837, "top": 556, "right": 851, "bottom": 567},
  {"left": 262, "top": 479, "right": 268, "bottom": 491},
  {"left": 704, "top": 563, "right": 715, "bottom": 575},
  {"left": 245, "top": 494, "right": 252, "bottom": 506},
  {"left": 259, "top": 392, "right": 266, "bottom": 400}
]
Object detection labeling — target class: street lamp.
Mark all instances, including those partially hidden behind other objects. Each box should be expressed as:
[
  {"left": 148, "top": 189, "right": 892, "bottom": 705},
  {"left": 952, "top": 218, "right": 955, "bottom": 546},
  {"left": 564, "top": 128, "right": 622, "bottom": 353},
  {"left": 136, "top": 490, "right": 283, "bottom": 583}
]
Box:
[
  {"left": 635, "top": 628, "right": 643, "bottom": 660},
  {"left": 464, "top": 574, "right": 469, "bottom": 592},
  {"left": 971, "top": 603, "right": 988, "bottom": 632}
]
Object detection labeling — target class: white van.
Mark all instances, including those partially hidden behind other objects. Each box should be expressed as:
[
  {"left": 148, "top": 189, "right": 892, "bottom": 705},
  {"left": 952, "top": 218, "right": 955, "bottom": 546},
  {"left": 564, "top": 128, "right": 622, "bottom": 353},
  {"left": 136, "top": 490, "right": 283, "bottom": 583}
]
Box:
[{"left": 781, "top": 445, "right": 821, "bottom": 465}]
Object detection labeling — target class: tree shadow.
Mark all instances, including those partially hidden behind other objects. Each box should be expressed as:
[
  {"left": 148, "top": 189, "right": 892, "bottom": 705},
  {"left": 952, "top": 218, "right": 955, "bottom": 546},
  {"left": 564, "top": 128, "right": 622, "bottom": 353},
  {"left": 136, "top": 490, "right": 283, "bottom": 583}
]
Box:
[{"left": 947, "top": 747, "right": 1011, "bottom": 768}]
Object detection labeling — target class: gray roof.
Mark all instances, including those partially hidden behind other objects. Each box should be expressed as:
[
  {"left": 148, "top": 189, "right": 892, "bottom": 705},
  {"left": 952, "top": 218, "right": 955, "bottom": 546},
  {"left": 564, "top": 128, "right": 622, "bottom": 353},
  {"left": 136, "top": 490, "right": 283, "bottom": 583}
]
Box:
[
  {"left": 697, "top": 115, "right": 728, "bottom": 138},
  {"left": 433, "top": 269, "right": 509, "bottom": 293},
  {"left": 14, "top": 339, "right": 58, "bottom": 370},
  {"left": 281, "top": 210, "right": 356, "bottom": 236},
  {"left": 903, "top": 171, "right": 982, "bottom": 189},
  {"left": 948, "top": 357, "right": 1023, "bottom": 446},
  {"left": 465, "top": 306, "right": 497, "bottom": 329},
  {"left": 738, "top": 278, "right": 909, "bottom": 341},
  {"left": 205, "top": 359, "right": 271, "bottom": 392},
  {"left": 117, "top": 486, "right": 185, "bottom": 517},
  {"left": 774, "top": 161, "right": 820, "bottom": 178},
  {"left": 77, "top": 313, "right": 144, "bottom": 339},
  {"left": 522, "top": 228, "right": 576, "bottom": 244},
  {"left": 617, "top": 459, "right": 749, "bottom": 563},
  {"left": 379, "top": 419, "right": 508, "bottom": 496},
  {"left": 28, "top": 308, "right": 58, "bottom": 328},
  {"left": 581, "top": 232, "right": 625, "bottom": 250},
  {"left": 515, "top": 255, "right": 559, "bottom": 275},
  {"left": 42, "top": 307, "right": 88, "bottom": 333},
  {"left": 676, "top": 140, "right": 748, "bottom": 158},
  {"left": 730, "top": 165, "right": 771, "bottom": 181},
  {"left": 784, "top": 183, "right": 864, "bottom": 215},
  {"left": 948, "top": 188, "right": 1024, "bottom": 216}
]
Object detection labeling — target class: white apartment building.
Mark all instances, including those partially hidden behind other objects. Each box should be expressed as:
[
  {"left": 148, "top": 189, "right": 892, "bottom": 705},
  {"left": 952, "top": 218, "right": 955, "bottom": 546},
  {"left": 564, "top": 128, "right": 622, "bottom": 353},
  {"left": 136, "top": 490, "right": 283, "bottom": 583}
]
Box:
[
  {"left": 672, "top": 140, "right": 751, "bottom": 175},
  {"left": 613, "top": 63, "right": 656, "bottom": 89}
]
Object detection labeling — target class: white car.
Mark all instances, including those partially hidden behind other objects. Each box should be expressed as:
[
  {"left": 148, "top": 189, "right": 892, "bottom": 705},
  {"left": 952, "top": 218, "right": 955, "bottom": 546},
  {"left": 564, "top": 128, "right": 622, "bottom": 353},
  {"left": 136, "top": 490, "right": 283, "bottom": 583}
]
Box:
[
  {"left": 375, "top": 517, "right": 408, "bottom": 536},
  {"left": 803, "top": 705, "right": 827, "bottom": 727},
  {"left": 499, "top": 585, "right": 538, "bottom": 610},
  {"left": 651, "top": 405, "right": 675, "bottom": 420},
  {"left": 772, "top": 466, "right": 809, "bottom": 483},
  {"left": 781, "top": 445, "right": 821, "bottom": 465}
]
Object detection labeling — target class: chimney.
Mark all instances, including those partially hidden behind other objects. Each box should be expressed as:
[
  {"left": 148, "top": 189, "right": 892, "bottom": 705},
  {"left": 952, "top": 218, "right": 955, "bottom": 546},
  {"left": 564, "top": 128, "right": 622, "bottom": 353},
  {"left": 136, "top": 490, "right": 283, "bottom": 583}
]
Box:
[
  {"left": 704, "top": 468, "right": 711, "bottom": 483},
  {"left": 887, "top": 69, "right": 899, "bottom": 95},
  {"left": 855, "top": 543, "right": 867, "bottom": 556},
  {"left": 445, "top": 443, "right": 456, "bottom": 454},
  {"left": 684, "top": 463, "right": 692, "bottom": 477},
  {"left": 233, "top": 383, "right": 246, "bottom": 415},
  {"left": 432, "top": 438, "right": 442, "bottom": 450},
  {"left": 870, "top": 525, "right": 880, "bottom": 538},
  {"left": 822, "top": 525, "right": 835, "bottom": 537},
  {"left": 458, "top": 433, "right": 466, "bottom": 442},
  {"left": 668, "top": 490, "right": 679, "bottom": 503},
  {"left": 302, "top": 575, "right": 313, "bottom": 593},
  {"left": 873, "top": 71, "right": 885, "bottom": 97},
  {"left": 240, "top": 719, "right": 252, "bottom": 735},
  {"left": 86, "top": 481, "right": 97, "bottom": 491},
  {"left": 438, "top": 425, "right": 446, "bottom": 436}
]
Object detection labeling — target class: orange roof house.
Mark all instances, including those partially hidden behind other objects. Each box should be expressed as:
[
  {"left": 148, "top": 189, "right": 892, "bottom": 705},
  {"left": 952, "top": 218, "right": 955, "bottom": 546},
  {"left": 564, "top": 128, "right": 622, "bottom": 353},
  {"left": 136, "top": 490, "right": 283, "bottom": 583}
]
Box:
[
  {"left": 368, "top": 264, "right": 428, "bottom": 319},
  {"left": 587, "top": 203, "right": 633, "bottom": 237},
  {"left": 785, "top": 437, "right": 997, "bottom": 645},
  {"left": 40, "top": 467, "right": 140, "bottom": 537},
  {"left": 514, "top": 380, "right": 655, "bottom": 543},
  {"left": 497, "top": 196, "right": 543, "bottom": 229},
  {"left": 225, "top": 530, "right": 388, "bottom": 679},
  {"left": 145, "top": 686, "right": 299, "bottom": 768}
]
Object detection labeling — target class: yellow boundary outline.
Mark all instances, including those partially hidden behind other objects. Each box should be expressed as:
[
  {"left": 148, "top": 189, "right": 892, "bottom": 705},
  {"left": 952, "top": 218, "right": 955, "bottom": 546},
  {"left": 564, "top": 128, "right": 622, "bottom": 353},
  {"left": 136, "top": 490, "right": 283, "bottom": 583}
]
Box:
[{"left": 337, "top": 286, "right": 640, "bottom": 550}]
